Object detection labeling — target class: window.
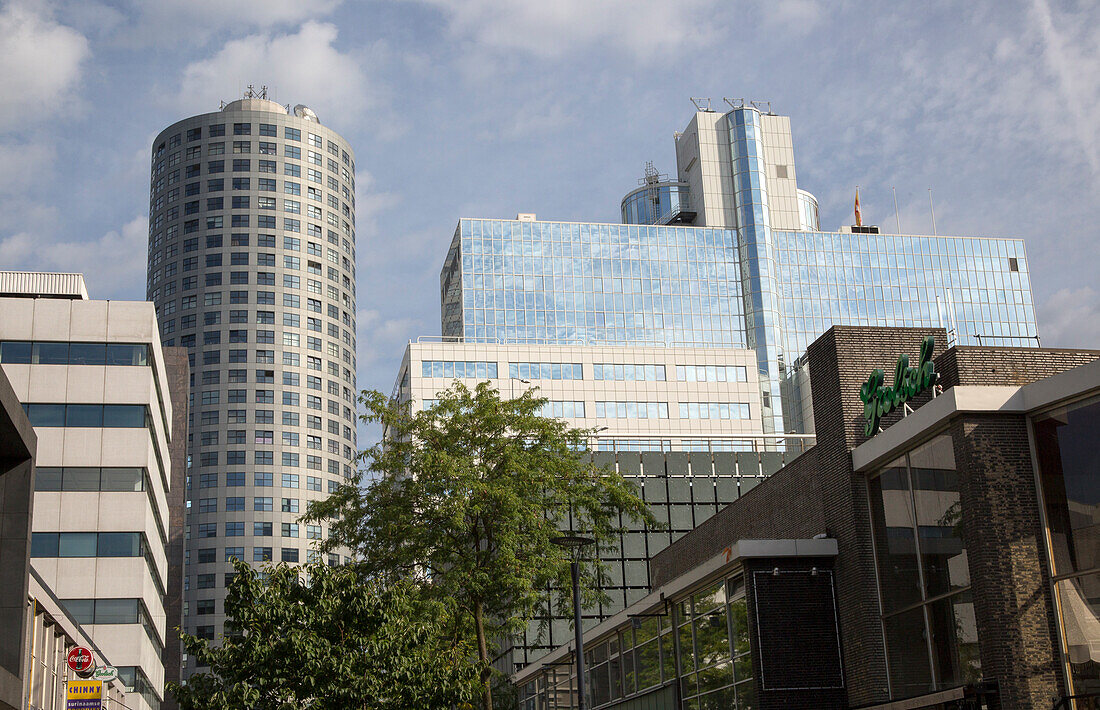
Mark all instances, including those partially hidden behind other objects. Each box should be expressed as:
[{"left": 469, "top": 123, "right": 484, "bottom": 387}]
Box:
[
  {"left": 281, "top": 523, "right": 299, "bottom": 538},
  {"left": 307, "top": 476, "right": 321, "bottom": 491},
  {"left": 281, "top": 498, "right": 299, "bottom": 513},
  {"left": 594, "top": 402, "right": 670, "bottom": 419},
  {"left": 282, "top": 473, "right": 299, "bottom": 488},
  {"left": 226, "top": 472, "right": 245, "bottom": 487},
  {"left": 677, "top": 403, "right": 750, "bottom": 420},
  {"left": 259, "top": 123, "right": 276, "bottom": 137},
  {"left": 253, "top": 547, "right": 272, "bottom": 562},
  {"left": 675, "top": 365, "right": 748, "bottom": 383},
  {"left": 224, "top": 547, "right": 243, "bottom": 561},
  {"left": 423, "top": 360, "right": 500, "bottom": 379},
  {"left": 254, "top": 497, "right": 273, "bottom": 511},
  {"left": 197, "top": 498, "right": 217, "bottom": 513},
  {"left": 198, "top": 548, "right": 216, "bottom": 564},
  {"left": 285, "top": 127, "right": 301, "bottom": 141},
  {"left": 226, "top": 496, "right": 245, "bottom": 511},
  {"left": 281, "top": 547, "right": 299, "bottom": 562},
  {"left": 868, "top": 435, "right": 976, "bottom": 695},
  {"left": 197, "top": 523, "right": 216, "bottom": 538},
  {"left": 233, "top": 123, "right": 250, "bottom": 135},
  {"left": 253, "top": 522, "right": 273, "bottom": 537}
]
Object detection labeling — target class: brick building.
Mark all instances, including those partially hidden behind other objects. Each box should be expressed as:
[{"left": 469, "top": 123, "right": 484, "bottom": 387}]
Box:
[{"left": 514, "top": 326, "right": 1100, "bottom": 710}]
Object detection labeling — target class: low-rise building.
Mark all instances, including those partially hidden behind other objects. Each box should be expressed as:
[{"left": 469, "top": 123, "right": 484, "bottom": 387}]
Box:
[{"left": 515, "top": 326, "right": 1100, "bottom": 710}]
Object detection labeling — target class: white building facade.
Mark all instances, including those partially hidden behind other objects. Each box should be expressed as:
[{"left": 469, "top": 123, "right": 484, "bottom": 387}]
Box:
[
  {"left": 0, "top": 273, "right": 175, "bottom": 710},
  {"left": 395, "top": 340, "right": 767, "bottom": 452}
]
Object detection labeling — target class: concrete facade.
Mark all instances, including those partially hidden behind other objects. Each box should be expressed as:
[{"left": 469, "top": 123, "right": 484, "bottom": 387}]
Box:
[
  {"left": 0, "top": 282, "right": 178, "bottom": 710},
  {"left": 0, "top": 366, "right": 35, "bottom": 710},
  {"left": 395, "top": 340, "right": 769, "bottom": 450},
  {"left": 145, "top": 98, "right": 359, "bottom": 673}
]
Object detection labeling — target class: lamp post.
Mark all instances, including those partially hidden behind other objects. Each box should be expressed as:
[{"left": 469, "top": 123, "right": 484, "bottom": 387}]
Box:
[{"left": 551, "top": 533, "right": 595, "bottom": 710}]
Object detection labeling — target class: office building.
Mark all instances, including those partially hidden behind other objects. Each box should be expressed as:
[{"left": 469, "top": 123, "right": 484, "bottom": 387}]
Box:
[
  {"left": 423, "top": 101, "right": 1042, "bottom": 673},
  {"left": 394, "top": 340, "right": 772, "bottom": 451},
  {"left": 516, "top": 326, "right": 1100, "bottom": 710},
  {"left": 145, "top": 92, "right": 360, "bottom": 672},
  {"left": 0, "top": 271, "right": 185, "bottom": 710},
  {"left": 442, "top": 102, "right": 1039, "bottom": 436}
]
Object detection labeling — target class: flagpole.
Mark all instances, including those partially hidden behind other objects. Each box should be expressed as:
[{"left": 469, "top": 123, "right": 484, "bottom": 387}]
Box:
[
  {"left": 892, "top": 187, "right": 901, "bottom": 233},
  {"left": 928, "top": 188, "right": 937, "bottom": 236}
]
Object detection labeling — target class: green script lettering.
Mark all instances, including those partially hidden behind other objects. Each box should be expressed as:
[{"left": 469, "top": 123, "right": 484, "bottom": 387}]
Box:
[{"left": 858, "top": 336, "right": 940, "bottom": 437}]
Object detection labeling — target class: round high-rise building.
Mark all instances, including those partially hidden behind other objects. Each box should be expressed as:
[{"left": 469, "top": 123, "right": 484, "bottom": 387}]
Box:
[{"left": 145, "top": 97, "right": 358, "bottom": 673}]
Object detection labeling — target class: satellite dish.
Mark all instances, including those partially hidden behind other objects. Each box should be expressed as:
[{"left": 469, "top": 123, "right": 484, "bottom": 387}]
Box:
[{"left": 293, "top": 105, "right": 319, "bottom": 123}]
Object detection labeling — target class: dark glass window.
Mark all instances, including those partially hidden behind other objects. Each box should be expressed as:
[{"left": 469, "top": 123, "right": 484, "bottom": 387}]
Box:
[
  {"left": 25, "top": 404, "right": 65, "bottom": 427},
  {"left": 34, "top": 342, "right": 69, "bottom": 364},
  {"left": 0, "top": 341, "right": 31, "bottom": 363},
  {"left": 59, "top": 533, "right": 98, "bottom": 557},
  {"left": 30, "top": 532, "right": 59, "bottom": 557},
  {"left": 98, "top": 532, "right": 142, "bottom": 557},
  {"left": 68, "top": 343, "right": 106, "bottom": 364}
]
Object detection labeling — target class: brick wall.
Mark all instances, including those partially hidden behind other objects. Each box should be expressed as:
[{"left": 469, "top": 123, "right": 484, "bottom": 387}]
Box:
[
  {"left": 938, "top": 346, "right": 1100, "bottom": 389},
  {"left": 950, "top": 415, "right": 1065, "bottom": 708}
]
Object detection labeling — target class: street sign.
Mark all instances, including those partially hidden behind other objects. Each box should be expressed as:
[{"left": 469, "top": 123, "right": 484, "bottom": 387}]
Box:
[
  {"left": 66, "top": 679, "right": 102, "bottom": 709},
  {"left": 66, "top": 647, "right": 94, "bottom": 675},
  {"left": 92, "top": 666, "right": 118, "bottom": 681}
]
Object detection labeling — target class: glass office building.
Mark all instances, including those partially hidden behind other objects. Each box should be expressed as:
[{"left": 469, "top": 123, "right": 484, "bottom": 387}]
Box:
[{"left": 440, "top": 218, "right": 1037, "bottom": 433}]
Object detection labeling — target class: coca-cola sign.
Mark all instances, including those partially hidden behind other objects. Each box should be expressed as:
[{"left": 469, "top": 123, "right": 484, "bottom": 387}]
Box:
[{"left": 67, "top": 647, "right": 94, "bottom": 674}]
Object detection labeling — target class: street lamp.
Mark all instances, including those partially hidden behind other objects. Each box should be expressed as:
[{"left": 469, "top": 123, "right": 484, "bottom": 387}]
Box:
[{"left": 551, "top": 533, "right": 595, "bottom": 710}]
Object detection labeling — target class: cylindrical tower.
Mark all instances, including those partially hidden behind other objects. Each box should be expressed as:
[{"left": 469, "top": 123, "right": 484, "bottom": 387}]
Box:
[{"left": 145, "top": 97, "right": 358, "bottom": 675}]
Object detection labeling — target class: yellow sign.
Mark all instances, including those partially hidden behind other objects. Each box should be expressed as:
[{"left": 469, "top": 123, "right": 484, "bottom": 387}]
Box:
[{"left": 67, "top": 679, "right": 102, "bottom": 708}]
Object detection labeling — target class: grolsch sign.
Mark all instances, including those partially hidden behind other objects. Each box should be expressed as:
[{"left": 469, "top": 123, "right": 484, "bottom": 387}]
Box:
[{"left": 858, "top": 335, "right": 940, "bottom": 437}]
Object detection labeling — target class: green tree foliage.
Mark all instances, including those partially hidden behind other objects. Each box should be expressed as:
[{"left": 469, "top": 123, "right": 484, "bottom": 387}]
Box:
[
  {"left": 304, "top": 382, "right": 657, "bottom": 710},
  {"left": 168, "top": 559, "right": 480, "bottom": 710}
]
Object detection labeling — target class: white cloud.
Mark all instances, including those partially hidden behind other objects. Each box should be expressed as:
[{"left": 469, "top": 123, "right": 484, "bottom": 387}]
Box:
[
  {"left": 409, "top": 0, "right": 722, "bottom": 61},
  {"left": 174, "top": 21, "right": 382, "bottom": 122},
  {"left": 1039, "top": 287, "right": 1100, "bottom": 349},
  {"left": 0, "top": 141, "right": 56, "bottom": 195},
  {"left": 0, "top": 2, "right": 89, "bottom": 125},
  {"left": 0, "top": 216, "right": 149, "bottom": 299}
]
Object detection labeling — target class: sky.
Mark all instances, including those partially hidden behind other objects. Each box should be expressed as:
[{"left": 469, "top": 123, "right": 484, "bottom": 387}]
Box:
[{"left": 1, "top": 0, "right": 1098, "bottom": 400}]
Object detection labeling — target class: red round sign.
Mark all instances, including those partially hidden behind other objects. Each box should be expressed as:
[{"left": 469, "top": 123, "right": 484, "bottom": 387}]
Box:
[{"left": 67, "top": 646, "right": 94, "bottom": 673}]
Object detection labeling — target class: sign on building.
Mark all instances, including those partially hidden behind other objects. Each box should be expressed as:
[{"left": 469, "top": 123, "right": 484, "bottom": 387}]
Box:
[{"left": 66, "top": 679, "right": 102, "bottom": 709}]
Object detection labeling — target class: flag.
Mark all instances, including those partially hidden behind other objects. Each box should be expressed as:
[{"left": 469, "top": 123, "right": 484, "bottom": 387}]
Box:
[{"left": 854, "top": 188, "right": 862, "bottom": 227}]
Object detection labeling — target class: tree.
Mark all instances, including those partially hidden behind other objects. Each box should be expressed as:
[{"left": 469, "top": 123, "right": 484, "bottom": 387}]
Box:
[
  {"left": 304, "top": 381, "right": 657, "bottom": 710},
  {"left": 169, "top": 559, "right": 480, "bottom": 710}
]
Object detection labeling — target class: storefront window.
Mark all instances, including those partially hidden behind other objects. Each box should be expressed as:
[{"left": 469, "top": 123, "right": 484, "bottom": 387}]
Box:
[
  {"left": 1034, "top": 394, "right": 1100, "bottom": 696},
  {"left": 868, "top": 434, "right": 977, "bottom": 699}
]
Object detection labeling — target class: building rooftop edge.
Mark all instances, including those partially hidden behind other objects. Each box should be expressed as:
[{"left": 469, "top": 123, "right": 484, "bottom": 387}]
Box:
[
  {"left": 453, "top": 217, "right": 1023, "bottom": 241},
  {"left": 0, "top": 271, "right": 89, "bottom": 299}
]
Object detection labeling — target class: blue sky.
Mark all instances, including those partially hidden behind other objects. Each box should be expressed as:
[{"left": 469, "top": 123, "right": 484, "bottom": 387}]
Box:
[{"left": 1, "top": 0, "right": 1097, "bottom": 395}]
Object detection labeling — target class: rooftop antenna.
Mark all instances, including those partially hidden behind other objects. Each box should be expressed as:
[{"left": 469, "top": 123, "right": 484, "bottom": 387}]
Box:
[
  {"left": 723, "top": 97, "right": 745, "bottom": 110},
  {"left": 690, "top": 97, "right": 712, "bottom": 112},
  {"left": 749, "top": 100, "right": 772, "bottom": 114}
]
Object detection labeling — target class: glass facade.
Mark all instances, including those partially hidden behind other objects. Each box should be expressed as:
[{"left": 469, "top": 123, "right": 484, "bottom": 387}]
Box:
[
  {"left": 867, "top": 435, "right": 980, "bottom": 698},
  {"left": 621, "top": 182, "right": 691, "bottom": 225},
  {"left": 519, "top": 574, "right": 752, "bottom": 710},
  {"left": 1034, "top": 393, "right": 1100, "bottom": 697},
  {"left": 442, "top": 217, "right": 1036, "bottom": 433}
]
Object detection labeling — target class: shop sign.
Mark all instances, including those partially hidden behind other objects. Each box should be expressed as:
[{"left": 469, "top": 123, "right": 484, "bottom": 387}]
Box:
[
  {"left": 93, "top": 665, "right": 118, "bottom": 681},
  {"left": 858, "top": 335, "right": 940, "bottom": 436},
  {"left": 66, "top": 647, "right": 94, "bottom": 675},
  {"left": 66, "top": 679, "right": 102, "bottom": 709}
]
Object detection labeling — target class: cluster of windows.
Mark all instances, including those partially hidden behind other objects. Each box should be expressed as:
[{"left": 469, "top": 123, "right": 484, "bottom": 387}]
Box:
[
  {"left": 61, "top": 599, "right": 162, "bottom": 653},
  {"left": 192, "top": 547, "right": 344, "bottom": 566},
  {"left": 34, "top": 466, "right": 145, "bottom": 492},
  {"left": 592, "top": 363, "right": 665, "bottom": 381},
  {"left": 447, "top": 219, "right": 746, "bottom": 347},
  {"left": 421, "top": 360, "right": 498, "bottom": 379},
  {"left": 509, "top": 362, "right": 583, "bottom": 380},
  {"left": 520, "top": 576, "right": 753, "bottom": 710},
  {"left": 677, "top": 402, "right": 750, "bottom": 420},
  {"left": 594, "top": 401, "right": 669, "bottom": 419},
  {"left": 31, "top": 532, "right": 145, "bottom": 557},
  {"left": 511, "top": 449, "right": 794, "bottom": 668},
  {"left": 867, "top": 435, "right": 979, "bottom": 696},
  {"left": 538, "top": 401, "right": 585, "bottom": 418},
  {"left": 774, "top": 230, "right": 1038, "bottom": 357},
  {"left": 675, "top": 364, "right": 748, "bottom": 382},
  {"left": 22, "top": 403, "right": 149, "bottom": 429},
  {"left": 0, "top": 341, "right": 150, "bottom": 366}
]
